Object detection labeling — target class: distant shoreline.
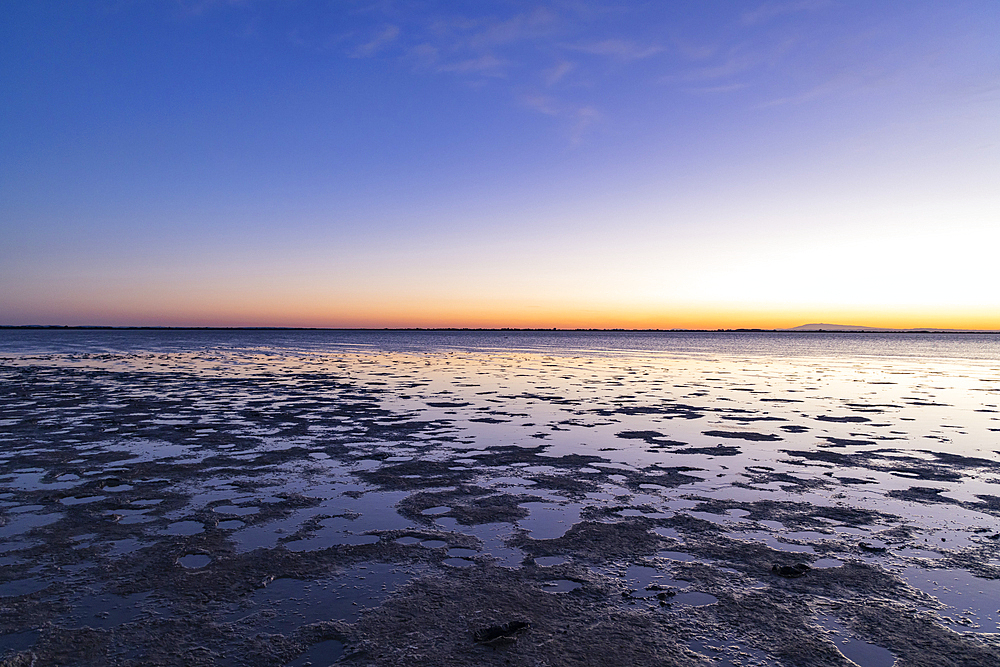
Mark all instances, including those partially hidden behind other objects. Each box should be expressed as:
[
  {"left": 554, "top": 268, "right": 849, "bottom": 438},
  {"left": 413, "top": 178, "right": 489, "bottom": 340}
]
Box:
[{"left": 2, "top": 325, "right": 998, "bottom": 334}]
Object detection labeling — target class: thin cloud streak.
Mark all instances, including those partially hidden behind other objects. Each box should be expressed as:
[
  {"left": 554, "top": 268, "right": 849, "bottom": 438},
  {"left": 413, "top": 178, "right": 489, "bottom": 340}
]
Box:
[
  {"left": 567, "top": 39, "right": 662, "bottom": 61},
  {"left": 350, "top": 24, "right": 400, "bottom": 58},
  {"left": 741, "top": 0, "right": 831, "bottom": 27},
  {"left": 333, "top": 3, "right": 670, "bottom": 143},
  {"left": 543, "top": 60, "right": 575, "bottom": 86}
]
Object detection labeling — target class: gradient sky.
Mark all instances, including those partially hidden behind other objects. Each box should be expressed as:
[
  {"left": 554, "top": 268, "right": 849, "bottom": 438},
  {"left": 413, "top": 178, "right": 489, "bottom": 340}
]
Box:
[{"left": 2, "top": 1, "right": 998, "bottom": 328}]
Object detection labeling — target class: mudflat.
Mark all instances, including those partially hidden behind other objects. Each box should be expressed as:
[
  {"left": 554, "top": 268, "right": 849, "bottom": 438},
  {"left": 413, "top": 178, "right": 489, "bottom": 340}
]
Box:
[{"left": 1, "top": 331, "right": 999, "bottom": 666}]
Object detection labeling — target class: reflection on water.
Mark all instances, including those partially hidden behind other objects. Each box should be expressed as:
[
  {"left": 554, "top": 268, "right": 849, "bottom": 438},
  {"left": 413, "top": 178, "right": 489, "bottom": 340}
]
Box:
[
  {"left": 1, "top": 330, "right": 999, "bottom": 663},
  {"left": 815, "top": 614, "right": 896, "bottom": 667}
]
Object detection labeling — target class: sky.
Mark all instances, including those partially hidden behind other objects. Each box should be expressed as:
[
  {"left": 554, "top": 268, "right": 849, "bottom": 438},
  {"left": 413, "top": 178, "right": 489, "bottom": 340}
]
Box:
[{"left": 2, "top": 0, "right": 998, "bottom": 329}]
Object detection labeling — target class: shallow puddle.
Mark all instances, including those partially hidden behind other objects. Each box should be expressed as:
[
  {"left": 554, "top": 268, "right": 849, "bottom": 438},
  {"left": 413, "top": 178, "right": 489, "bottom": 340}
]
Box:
[
  {"left": 66, "top": 591, "right": 157, "bottom": 629},
  {"left": 541, "top": 579, "right": 582, "bottom": 593},
  {"left": 282, "top": 639, "right": 344, "bottom": 667},
  {"left": 0, "top": 578, "right": 50, "bottom": 597},
  {"left": 228, "top": 563, "right": 417, "bottom": 632},
  {"left": 178, "top": 554, "right": 212, "bottom": 568},
  {"left": 816, "top": 614, "right": 896, "bottom": 667},
  {"left": 900, "top": 566, "right": 1000, "bottom": 632}
]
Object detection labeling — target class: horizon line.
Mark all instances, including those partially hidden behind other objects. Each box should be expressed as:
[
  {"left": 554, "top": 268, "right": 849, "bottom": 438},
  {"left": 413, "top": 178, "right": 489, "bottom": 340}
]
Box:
[{"left": 3, "top": 325, "right": 1000, "bottom": 334}]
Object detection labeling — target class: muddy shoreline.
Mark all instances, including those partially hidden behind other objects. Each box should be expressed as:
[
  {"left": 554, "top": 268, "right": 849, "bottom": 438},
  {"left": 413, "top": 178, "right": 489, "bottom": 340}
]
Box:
[{"left": 2, "top": 342, "right": 999, "bottom": 665}]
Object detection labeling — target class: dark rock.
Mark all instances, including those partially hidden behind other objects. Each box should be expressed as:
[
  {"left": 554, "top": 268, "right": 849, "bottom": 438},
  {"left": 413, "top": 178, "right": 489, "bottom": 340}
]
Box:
[
  {"left": 814, "top": 415, "right": 871, "bottom": 423},
  {"left": 771, "top": 563, "right": 810, "bottom": 578},
  {"left": 473, "top": 620, "right": 530, "bottom": 645},
  {"left": 675, "top": 445, "right": 741, "bottom": 456},
  {"left": 702, "top": 430, "right": 781, "bottom": 442}
]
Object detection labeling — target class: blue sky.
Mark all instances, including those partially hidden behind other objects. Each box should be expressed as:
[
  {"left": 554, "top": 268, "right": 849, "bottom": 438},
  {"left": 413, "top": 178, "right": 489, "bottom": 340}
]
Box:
[{"left": 2, "top": 1, "right": 998, "bottom": 327}]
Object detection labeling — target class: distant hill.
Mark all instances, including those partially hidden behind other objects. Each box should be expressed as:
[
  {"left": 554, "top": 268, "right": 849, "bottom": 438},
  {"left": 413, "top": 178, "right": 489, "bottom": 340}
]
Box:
[
  {"left": 785, "top": 323, "right": 892, "bottom": 331},
  {"left": 784, "top": 323, "right": 992, "bottom": 332}
]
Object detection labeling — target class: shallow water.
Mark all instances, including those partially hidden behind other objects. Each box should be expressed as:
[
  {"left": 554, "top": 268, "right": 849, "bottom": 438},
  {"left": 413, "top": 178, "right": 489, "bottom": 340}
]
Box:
[{"left": 1, "top": 330, "right": 999, "bottom": 665}]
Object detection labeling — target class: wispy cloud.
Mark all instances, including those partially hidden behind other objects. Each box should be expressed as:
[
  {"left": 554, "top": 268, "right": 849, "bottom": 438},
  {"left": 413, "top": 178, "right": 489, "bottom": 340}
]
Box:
[
  {"left": 756, "top": 67, "right": 888, "bottom": 108},
  {"left": 758, "top": 78, "right": 843, "bottom": 107},
  {"left": 350, "top": 25, "right": 400, "bottom": 58},
  {"left": 569, "top": 39, "right": 662, "bottom": 61},
  {"left": 464, "top": 7, "right": 560, "bottom": 50},
  {"left": 523, "top": 94, "right": 561, "bottom": 116},
  {"left": 741, "top": 0, "right": 831, "bottom": 27},
  {"left": 196, "top": 2, "right": 804, "bottom": 144},
  {"left": 408, "top": 42, "right": 440, "bottom": 68},
  {"left": 671, "top": 37, "right": 719, "bottom": 62},
  {"left": 569, "top": 106, "right": 600, "bottom": 145},
  {"left": 438, "top": 54, "right": 508, "bottom": 77},
  {"left": 176, "top": 0, "right": 258, "bottom": 17},
  {"left": 663, "top": 33, "right": 800, "bottom": 90},
  {"left": 522, "top": 94, "right": 601, "bottom": 145},
  {"left": 347, "top": 7, "right": 563, "bottom": 81},
  {"left": 663, "top": 49, "right": 762, "bottom": 84},
  {"left": 331, "top": 3, "right": 635, "bottom": 143},
  {"left": 686, "top": 82, "right": 750, "bottom": 94},
  {"left": 543, "top": 60, "right": 575, "bottom": 86}
]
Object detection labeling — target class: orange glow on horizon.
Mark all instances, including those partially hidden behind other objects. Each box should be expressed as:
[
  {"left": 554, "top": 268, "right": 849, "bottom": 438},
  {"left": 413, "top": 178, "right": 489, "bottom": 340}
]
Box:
[{"left": 11, "top": 298, "right": 998, "bottom": 331}]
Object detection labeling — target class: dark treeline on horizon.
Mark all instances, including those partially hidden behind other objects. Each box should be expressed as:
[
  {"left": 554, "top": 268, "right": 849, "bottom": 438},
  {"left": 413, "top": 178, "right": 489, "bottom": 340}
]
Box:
[{"left": 2, "top": 326, "right": 997, "bottom": 334}]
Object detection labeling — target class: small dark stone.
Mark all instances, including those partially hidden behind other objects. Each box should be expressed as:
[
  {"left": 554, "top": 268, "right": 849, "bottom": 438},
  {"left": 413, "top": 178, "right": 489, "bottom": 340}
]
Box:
[
  {"left": 859, "top": 542, "right": 887, "bottom": 553},
  {"left": 473, "top": 621, "right": 531, "bottom": 645},
  {"left": 701, "top": 430, "right": 782, "bottom": 442},
  {"left": 772, "top": 563, "right": 811, "bottom": 578}
]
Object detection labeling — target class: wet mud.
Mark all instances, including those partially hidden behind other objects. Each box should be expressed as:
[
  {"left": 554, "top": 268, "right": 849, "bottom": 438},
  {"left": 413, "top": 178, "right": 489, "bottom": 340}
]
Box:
[{"left": 2, "top": 335, "right": 1000, "bottom": 666}]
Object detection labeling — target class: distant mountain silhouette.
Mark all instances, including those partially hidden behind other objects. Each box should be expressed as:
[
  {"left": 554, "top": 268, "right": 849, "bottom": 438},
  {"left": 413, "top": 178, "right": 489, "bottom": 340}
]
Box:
[
  {"left": 785, "top": 323, "right": 891, "bottom": 331},
  {"left": 784, "top": 323, "right": 991, "bottom": 332}
]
